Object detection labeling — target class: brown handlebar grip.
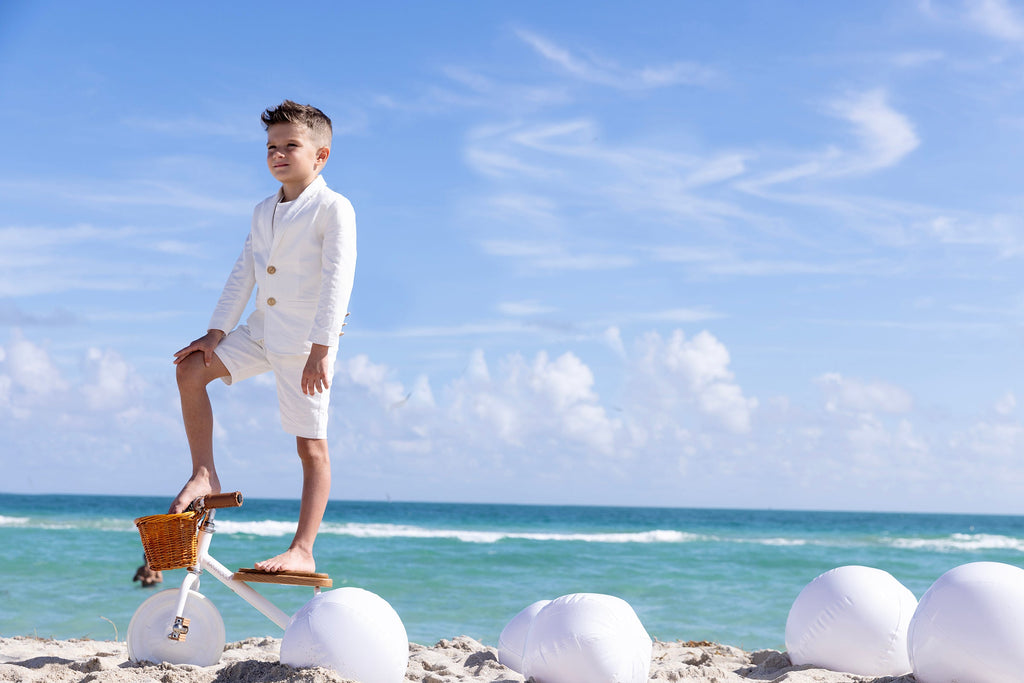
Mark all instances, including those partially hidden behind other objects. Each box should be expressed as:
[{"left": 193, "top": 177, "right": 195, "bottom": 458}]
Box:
[{"left": 203, "top": 491, "right": 243, "bottom": 509}]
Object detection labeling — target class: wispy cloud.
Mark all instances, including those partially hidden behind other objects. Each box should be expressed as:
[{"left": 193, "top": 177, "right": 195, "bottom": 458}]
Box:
[
  {"left": 516, "top": 28, "right": 717, "bottom": 89},
  {"left": 373, "top": 65, "right": 570, "bottom": 116},
  {"left": 0, "top": 301, "right": 79, "bottom": 326},
  {"left": 464, "top": 118, "right": 759, "bottom": 234},
  {"left": 65, "top": 180, "right": 252, "bottom": 215},
  {"left": 739, "top": 88, "right": 918, "bottom": 200},
  {"left": 625, "top": 308, "right": 724, "bottom": 324},
  {"left": 0, "top": 222, "right": 209, "bottom": 297},
  {"left": 965, "top": 0, "right": 1024, "bottom": 41},
  {"left": 481, "top": 239, "right": 635, "bottom": 270},
  {"left": 827, "top": 89, "right": 920, "bottom": 174},
  {"left": 497, "top": 300, "right": 558, "bottom": 316},
  {"left": 122, "top": 115, "right": 260, "bottom": 141},
  {"left": 648, "top": 245, "right": 884, "bottom": 277},
  {"left": 0, "top": 178, "right": 252, "bottom": 216},
  {"left": 383, "top": 321, "right": 529, "bottom": 339},
  {"left": 816, "top": 372, "right": 914, "bottom": 414},
  {"left": 889, "top": 49, "right": 945, "bottom": 67}
]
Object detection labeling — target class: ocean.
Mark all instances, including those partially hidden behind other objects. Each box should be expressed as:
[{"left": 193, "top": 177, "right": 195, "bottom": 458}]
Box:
[{"left": 1, "top": 493, "right": 1022, "bottom": 651}]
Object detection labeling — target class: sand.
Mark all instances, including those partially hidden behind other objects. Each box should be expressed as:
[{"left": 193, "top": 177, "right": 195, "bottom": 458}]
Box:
[{"left": 0, "top": 635, "right": 918, "bottom": 683}]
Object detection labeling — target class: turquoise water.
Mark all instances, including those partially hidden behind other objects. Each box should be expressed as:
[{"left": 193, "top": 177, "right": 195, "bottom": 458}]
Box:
[{"left": 1, "top": 493, "right": 1022, "bottom": 650}]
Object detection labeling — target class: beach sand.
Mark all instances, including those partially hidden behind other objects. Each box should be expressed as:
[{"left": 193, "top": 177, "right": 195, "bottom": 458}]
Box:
[{"left": 0, "top": 635, "right": 918, "bottom": 682}]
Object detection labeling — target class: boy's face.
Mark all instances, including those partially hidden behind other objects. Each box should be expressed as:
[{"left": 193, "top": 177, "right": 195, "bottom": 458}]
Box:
[{"left": 266, "top": 122, "right": 329, "bottom": 189}]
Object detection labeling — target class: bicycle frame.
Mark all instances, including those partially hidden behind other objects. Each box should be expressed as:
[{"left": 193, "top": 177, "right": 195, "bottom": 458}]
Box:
[{"left": 169, "top": 508, "right": 297, "bottom": 638}]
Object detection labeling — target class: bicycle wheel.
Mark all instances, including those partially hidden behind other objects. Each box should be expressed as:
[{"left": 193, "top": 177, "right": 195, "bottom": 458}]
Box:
[{"left": 127, "top": 588, "right": 225, "bottom": 666}]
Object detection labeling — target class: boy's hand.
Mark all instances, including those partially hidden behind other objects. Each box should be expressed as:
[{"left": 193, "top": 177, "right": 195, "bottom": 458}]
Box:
[
  {"left": 173, "top": 330, "right": 226, "bottom": 367},
  {"left": 302, "top": 344, "right": 331, "bottom": 395}
]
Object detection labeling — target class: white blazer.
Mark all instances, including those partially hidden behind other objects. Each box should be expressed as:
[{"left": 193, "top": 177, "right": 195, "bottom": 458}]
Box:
[{"left": 208, "top": 175, "right": 357, "bottom": 355}]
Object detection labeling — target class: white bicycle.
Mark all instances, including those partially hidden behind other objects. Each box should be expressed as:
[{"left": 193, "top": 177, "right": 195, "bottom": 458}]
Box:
[{"left": 127, "top": 492, "right": 331, "bottom": 666}]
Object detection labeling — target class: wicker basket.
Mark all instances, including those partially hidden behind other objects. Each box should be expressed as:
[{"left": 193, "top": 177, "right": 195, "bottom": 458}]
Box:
[{"left": 135, "top": 511, "right": 202, "bottom": 571}]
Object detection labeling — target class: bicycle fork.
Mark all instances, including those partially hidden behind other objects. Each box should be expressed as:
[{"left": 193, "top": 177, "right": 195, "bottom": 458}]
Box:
[{"left": 168, "top": 512, "right": 217, "bottom": 642}]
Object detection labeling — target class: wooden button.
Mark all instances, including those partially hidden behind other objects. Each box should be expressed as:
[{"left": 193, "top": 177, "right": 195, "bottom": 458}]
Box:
[
  {"left": 267, "top": 297, "right": 277, "bottom": 306},
  {"left": 267, "top": 265, "right": 276, "bottom": 274}
]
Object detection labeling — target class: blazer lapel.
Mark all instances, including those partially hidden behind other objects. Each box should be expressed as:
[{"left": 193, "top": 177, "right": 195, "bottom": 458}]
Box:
[{"left": 270, "top": 176, "right": 325, "bottom": 254}]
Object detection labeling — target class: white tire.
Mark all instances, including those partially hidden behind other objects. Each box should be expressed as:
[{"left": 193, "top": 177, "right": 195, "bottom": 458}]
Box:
[{"left": 127, "top": 588, "right": 225, "bottom": 666}]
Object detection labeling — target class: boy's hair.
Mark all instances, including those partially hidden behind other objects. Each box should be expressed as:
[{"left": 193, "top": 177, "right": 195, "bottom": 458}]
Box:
[{"left": 261, "top": 100, "right": 332, "bottom": 149}]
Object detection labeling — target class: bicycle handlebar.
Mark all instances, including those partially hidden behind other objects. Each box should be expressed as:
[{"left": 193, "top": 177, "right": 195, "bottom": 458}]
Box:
[{"left": 199, "top": 491, "right": 243, "bottom": 509}]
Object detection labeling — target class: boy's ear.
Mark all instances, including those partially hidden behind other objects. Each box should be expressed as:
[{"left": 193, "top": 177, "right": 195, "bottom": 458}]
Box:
[{"left": 316, "top": 147, "right": 330, "bottom": 167}]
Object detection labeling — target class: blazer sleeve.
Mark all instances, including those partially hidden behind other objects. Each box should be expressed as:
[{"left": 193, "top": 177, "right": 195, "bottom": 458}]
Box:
[
  {"left": 309, "top": 197, "right": 357, "bottom": 347},
  {"left": 208, "top": 232, "right": 256, "bottom": 335}
]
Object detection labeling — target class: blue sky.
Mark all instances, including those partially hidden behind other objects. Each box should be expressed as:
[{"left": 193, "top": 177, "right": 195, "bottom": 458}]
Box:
[{"left": 2, "top": 0, "right": 1023, "bottom": 513}]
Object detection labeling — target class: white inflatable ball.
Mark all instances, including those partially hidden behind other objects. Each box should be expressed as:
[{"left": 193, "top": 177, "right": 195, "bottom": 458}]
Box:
[
  {"left": 521, "top": 593, "right": 652, "bottom": 683},
  {"left": 498, "top": 599, "right": 550, "bottom": 673},
  {"left": 785, "top": 565, "right": 917, "bottom": 676},
  {"left": 908, "top": 561, "right": 1024, "bottom": 683},
  {"left": 281, "top": 587, "right": 408, "bottom": 683}
]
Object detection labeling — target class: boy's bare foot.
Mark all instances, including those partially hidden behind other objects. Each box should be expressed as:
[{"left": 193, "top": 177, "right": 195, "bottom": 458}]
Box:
[
  {"left": 169, "top": 473, "right": 221, "bottom": 514},
  {"left": 254, "top": 547, "right": 316, "bottom": 574}
]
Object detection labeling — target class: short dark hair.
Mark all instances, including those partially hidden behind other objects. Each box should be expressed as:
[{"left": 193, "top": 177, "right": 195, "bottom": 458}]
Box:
[{"left": 261, "top": 100, "right": 332, "bottom": 148}]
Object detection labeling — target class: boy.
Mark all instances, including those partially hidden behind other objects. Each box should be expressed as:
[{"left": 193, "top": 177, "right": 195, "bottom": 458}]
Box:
[{"left": 170, "top": 100, "right": 356, "bottom": 574}]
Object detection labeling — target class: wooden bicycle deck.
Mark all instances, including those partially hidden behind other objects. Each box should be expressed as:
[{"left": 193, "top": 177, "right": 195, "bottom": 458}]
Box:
[{"left": 233, "top": 568, "right": 333, "bottom": 588}]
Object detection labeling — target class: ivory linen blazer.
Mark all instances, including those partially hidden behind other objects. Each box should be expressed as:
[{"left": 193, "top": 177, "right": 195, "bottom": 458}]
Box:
[{"left": 208, "top": 175, "right": 357, "bottom": 355}]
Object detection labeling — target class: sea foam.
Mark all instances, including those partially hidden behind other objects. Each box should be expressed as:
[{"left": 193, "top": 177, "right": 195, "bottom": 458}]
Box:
[{"left": 214, "top": 520, "right": 700, "bottom": 544}]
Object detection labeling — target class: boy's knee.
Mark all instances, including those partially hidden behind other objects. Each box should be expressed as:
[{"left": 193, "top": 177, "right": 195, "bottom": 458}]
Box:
[
  {"left": 296, "top": 437, "right": 330, "bottom": 465},
  {"left": 176, "top": 353, "right": 211, "bottom": 389}
]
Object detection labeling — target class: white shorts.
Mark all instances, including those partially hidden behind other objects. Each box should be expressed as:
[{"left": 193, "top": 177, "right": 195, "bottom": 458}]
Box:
[{"left": 214, "top": 324, "right": 336, "bottom": 439}]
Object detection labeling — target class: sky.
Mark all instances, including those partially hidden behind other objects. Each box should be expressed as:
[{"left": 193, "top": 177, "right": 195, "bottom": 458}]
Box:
[{"left": 1, "top": 1, "right": 1023, "bottom": 514}]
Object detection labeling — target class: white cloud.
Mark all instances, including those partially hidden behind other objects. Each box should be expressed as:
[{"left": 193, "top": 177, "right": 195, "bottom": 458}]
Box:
[
  {"left": 890, "top": 49, "right": 945, "bottom": 67},
  {"left": 994, "top": 391, "right": 1016, "bottom": 415},
  {"left": 464, "top": 147, "right": 559, "bottom": 180},
  {"left": 81, "top": 347, "right": 148, "bottom": 411},
  {"left": 602, "top": 326, "right": 626, "bottom": 357},
  {"left": 630, "top": 329, "right": 758, "bottom": 433},
  {"left": 921, "top": 213, "right": 1024, "bottom": 257},
  {"left": 737, "top": 89, "right": 919, "bottom": 211},
  {"left": 465, "top": 349, "right": 491, "bottom": 383},
  {"left": 480, "top": 239, "right": 635, "bottom": 271},
  {"left": 122, "top": 115, "right": 259, "bottom": 141},
  {"left": 816, "top": 372, "right": 914, "bottom": 414},
  {"left": 0, "top": 222, "right": 215, "bottom": 297},
  {"left": 3, "top": 330, "right": 68, "bottom": 396},
  {"left": 965, "top": 0, "right": 1024, "bottom": 40},
  {"left": 2, "top": 326, "right": 1023, "bottom": 512},
  {"left": 379, "top": 321, "right": 527, "bottom": 340},
  {"left": 828, "top": 89, "right": 920, "bottom": 174},
  {"left": 629, "top": 308, "right": 724, "bottom": 324},
  {"left": 464, "top": 118, "right": 758, "bottom": 245},
  {"left": 844, "top": 415, "right": 929, "bottom": 475},
  {"left": 952, "top": 417, "right": 1024, "bottom": 464},
  {"left": 343, "top": 354, "right": 408, "bottom": 406},
  {"left": 448, "top": 349, "right": 619, "bottom": 454},
  {"left": 515, "top": 29, "right": 716, "bottom": 90},
  {"left": 497, "top": 300, "right": 557, "bottom": 316}
]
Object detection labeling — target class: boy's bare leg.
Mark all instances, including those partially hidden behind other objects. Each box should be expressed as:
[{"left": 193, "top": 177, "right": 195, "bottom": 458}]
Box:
[
  {"left": 169, "top": 351, "right": 230, "bottom": 513},
  {"left": 254, "top": 436, "right": 330, "bottom": 573}
]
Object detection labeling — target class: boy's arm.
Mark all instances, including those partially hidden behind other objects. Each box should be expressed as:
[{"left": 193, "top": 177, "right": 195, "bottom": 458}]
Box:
[
  {"left": 309, "top": 198, "right": 356, "bottom": 348},
  {"left": 208, "top": 232, "right": 257, "bottom": 337},
  {"left": 173, "top": 230, "right": 253, "bottom": 367}
]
